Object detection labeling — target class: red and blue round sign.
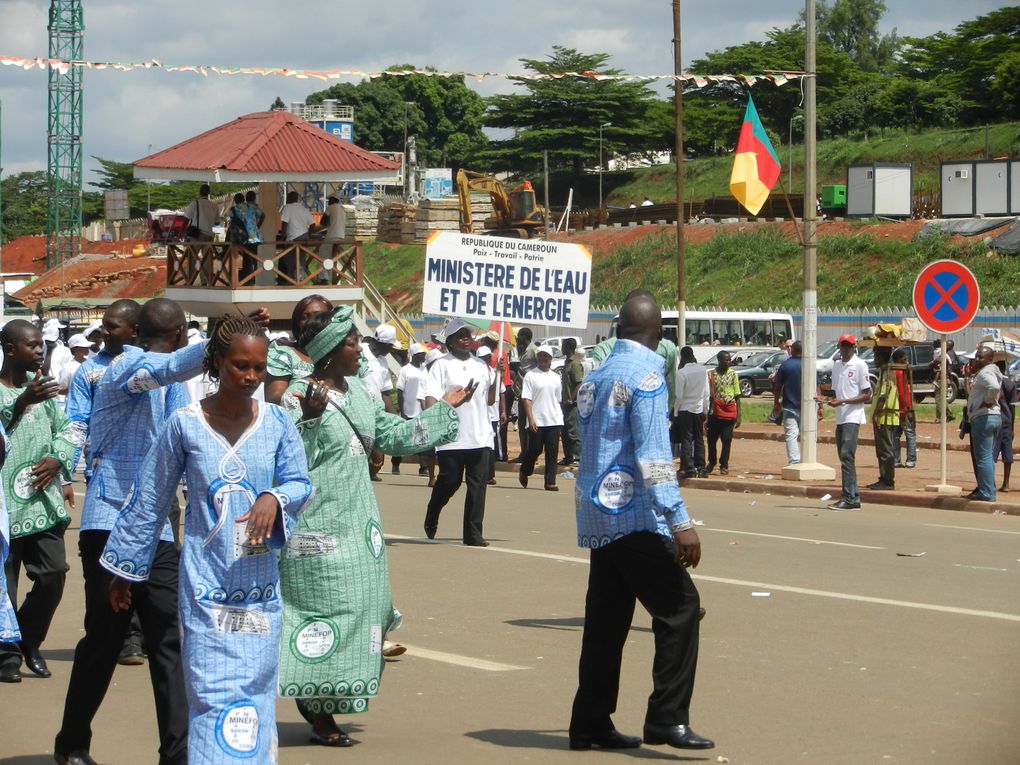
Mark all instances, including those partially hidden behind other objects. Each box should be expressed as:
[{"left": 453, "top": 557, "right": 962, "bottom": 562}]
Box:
[{"left": 912, "top": 260, "right": 980, "bottom": 334}]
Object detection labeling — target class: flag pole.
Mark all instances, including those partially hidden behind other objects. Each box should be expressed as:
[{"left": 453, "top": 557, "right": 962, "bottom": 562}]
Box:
[{"left": 777, "top": 175, "right": 806, "bottom": 247}]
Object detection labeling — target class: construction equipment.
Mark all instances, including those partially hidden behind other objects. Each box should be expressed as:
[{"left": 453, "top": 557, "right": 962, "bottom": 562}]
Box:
[{"left": 455, "top": 169, "right": 546, "bottom": 239}]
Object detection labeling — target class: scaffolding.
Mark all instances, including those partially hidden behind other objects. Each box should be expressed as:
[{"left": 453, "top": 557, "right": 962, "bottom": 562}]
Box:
[{"left": 46, "top": 0, "right": 84, "bottom": 268}]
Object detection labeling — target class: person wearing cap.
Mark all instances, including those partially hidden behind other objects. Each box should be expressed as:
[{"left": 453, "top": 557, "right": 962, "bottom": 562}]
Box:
[
  {"left": 819, "top": 335, "right": 872, "bottom": 510},
  {"left": 868, "top": 346, "right": 899, "bottom": 491},
  {"left": 56, "top": 334, "right": 92, "bottom": 406},
  {"left": 42, "top": 318, "right": 73, "bottom": 386},
  {"left": 423, "top": 318, "right": 502, "bottom": 546},
  {"left": 84, "top": 320, "right": 103, "bottom": 355},
  {"left": 397, "top": 343, "right": 437, "bottom": 485},
  {"left": 365, "top": 325, "right": 399, "bottom": 478},
  {"left": 519, "top": 346, "right": 565, "bottom": 491}
]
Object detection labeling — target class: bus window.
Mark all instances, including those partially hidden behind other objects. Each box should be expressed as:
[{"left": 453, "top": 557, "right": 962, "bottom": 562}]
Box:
[
  {"left": 713, "top": 320, "right": 741, "bottom": 346},
  {"left": 609, "top": 318, "right": 619, "bottom": 338},
  {"left": 686, "top": 319, "right": 711, "bottom": 346},
  {"left": 745, "top": 320, "right": 771, "bottom": 345},
  {"left": 772, "top": 320, "right": 792, "bottom": 344}
]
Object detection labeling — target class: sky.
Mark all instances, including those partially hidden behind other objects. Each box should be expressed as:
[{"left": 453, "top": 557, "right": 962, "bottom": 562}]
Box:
[{"left": 0, "top": 0, "right": 1009, "bottom": 185}]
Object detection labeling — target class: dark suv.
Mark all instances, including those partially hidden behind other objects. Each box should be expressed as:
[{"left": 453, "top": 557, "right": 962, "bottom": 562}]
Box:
[{"left": 818, "top": 343, "right": 959, "bottom": 403}]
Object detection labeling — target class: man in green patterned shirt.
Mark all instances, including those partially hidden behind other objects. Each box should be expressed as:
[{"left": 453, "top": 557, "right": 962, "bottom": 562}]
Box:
[{"left": 0, "top": 320, "right": 80, "bottom": 683}]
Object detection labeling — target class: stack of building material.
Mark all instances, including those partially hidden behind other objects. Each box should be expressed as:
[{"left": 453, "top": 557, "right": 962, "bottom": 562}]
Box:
[
  {"left": 344, "top": 203, "right": 379, "bottom": 240},
  {"left": 466, "top": 192, "right": 495, "bottom": 232},
  {"left": 377, "top": 203, "right": 417, "bottom": 244},
  {"left": 414, "top": 197, "right": 461, "bottom": 243}
]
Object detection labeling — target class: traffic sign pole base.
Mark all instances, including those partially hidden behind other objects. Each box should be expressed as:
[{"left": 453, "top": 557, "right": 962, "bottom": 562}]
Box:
[
  {"left": 925, "top": 483, "right": 963, "bottom": 497},
  {"left": 781, "top": 462, "right": 836, "bottom": 481}
]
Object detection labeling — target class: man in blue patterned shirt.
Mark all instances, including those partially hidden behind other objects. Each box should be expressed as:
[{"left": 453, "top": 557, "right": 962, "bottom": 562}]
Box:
[{"left": 569, "top": 292, "right": 713, "bottom": 753}]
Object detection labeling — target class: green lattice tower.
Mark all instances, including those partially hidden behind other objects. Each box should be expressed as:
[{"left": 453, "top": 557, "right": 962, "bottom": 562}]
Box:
[{"left": 45, "top": 0, "right": 84, "bottom": 268}]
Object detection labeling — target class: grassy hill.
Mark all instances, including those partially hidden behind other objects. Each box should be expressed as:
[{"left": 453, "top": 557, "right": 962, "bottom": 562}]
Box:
[{"left": 604, "top": 122, "right": 1020, "bottom": 206}]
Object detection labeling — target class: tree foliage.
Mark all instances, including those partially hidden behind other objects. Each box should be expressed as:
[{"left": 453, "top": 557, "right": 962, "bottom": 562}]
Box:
[
  {"left": 1, "top": 171, "right": 103, "bottom": 244},
  {"left": 815, "top": 0, "right": 900, "bottom": 72},
  {"left": 305, "top": 67, "right": 487, "bottom": 167},
  {"left": 479, "top": 47, "right": 667, "bottom": 175}
]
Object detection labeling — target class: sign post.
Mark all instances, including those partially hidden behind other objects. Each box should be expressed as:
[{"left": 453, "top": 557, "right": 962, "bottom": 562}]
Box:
[{"left": 912, "top": 260, "right": 980, "bottom": 497}]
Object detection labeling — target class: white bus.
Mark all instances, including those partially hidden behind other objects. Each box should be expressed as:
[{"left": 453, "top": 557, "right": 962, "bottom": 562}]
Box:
[{"left": 609, "top": 310, "right": 796, "bottom": 363}]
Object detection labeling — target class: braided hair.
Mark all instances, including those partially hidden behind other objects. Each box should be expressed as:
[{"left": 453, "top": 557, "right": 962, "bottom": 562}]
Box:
[{"left": 203, "top": 314, "right": 267, "bottom": 380}]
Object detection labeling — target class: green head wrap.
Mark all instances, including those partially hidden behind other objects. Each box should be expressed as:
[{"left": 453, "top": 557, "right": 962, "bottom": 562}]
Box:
[{"left": 306, "top": 305, "right": 356, "bottom": 363}]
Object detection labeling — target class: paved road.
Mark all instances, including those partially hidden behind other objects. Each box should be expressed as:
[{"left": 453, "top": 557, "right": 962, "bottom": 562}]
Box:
[{"left": 2, "top": 476, "right": 1017, "bottom": 764}]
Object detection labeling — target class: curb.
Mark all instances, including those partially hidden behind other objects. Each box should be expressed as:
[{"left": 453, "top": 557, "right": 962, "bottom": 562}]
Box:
[
  {"left": 734, "top": 429, "right": 974, "bottom": 453},
  {"left": 679, "top": 476, "right": 1020, "bottom": 516}
]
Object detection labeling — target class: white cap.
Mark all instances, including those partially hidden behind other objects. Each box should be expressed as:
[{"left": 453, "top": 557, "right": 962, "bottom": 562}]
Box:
[
  {"left": 476, "top": 346, "right": 492, "bottom": 359},
  {"left": 426, "top": 348, "right": 445, "bottom": 366},
  {"left": 439, "top": 318, "right": 471, "bottom": 343},
  {"left": 68, "top": 333, "right": 92, "bottom": 350},
  {"left": 42, "top": 325, "right": 60, "bottom": 342},
  {"left": 85, "top": 320, "right": 103, "bottom": 338},
  {"left": 536, "top": 346, "right": 553, "bottom": 357},
  {"left": 410, "top": 342, "right": 427, "bottom": 356},
  {"left": 373, "top": 324, "right": 397, "bottom": 344},
  {"left": 44, "top": 318, "right": 67, "bottom": 329}
]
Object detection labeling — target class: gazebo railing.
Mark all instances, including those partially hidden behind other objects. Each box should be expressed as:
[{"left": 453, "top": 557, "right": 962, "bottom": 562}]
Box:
[{"left": 166, "top": 241, "right": 363, "bottom": 289}]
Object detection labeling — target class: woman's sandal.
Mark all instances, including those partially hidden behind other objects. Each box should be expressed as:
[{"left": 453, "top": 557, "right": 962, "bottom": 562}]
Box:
[{"left": 310, "top": 730, "right": 355, "bottom": 748}]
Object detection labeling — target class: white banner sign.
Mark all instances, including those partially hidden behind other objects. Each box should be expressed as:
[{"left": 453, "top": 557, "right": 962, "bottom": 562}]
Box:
[{"left": 422, "top": 232, "right": 591, "bottom": 328}]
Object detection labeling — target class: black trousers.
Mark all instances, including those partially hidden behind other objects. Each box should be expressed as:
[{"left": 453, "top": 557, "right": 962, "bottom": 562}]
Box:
[
  {"left": 562, "top": 403, "right": 580, "bottom": 463},
  {"left": 675, "top": 411, "right": 706, "bottom": 474},
  {"left": 425, "top": 448, "right": 489, "bottom": 544},
  {"left": 55, "top": 531, "right": 188, "bottom": 764},
  {"left": 0, "top": 525, "right": 68, "bottom": 665},
  {"left": 706, "top": 416, "right": 735, "bottom": 471},
  {"left": 488, "top": 421, "right": 502, "bottom": 481},
  {"left": 570, "top": 532, "right": 701, "bottom": 736},
  {"left": 521, "top": 425, "right": 562, "bottom": 487},
  {"left": 875, "top": 424, "right": 896, "bottom": 486}
]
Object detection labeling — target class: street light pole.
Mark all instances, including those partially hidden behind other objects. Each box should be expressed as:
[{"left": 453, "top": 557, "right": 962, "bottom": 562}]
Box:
[
  {"left": 598, "top": 122, "right": 611, "bottom": 215},
  {"left": 672, "top": 0, "right": 686, "bottom": 347},
  {"left": 403, "top": 101, "right": 414, "bottom": 199}
]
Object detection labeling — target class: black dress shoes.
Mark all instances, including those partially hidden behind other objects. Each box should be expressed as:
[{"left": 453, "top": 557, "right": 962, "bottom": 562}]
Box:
[
  {"left": 828, "top": 499, "right": 861, "bottom": 510},
  {"left": 867, "top": 481, "right": 894, "bottom": 490},
  {"left": 54, "top": 750, "right": 101, "bottom": 765},
  {"left": 0, "top": 663, "right": 22, "bottom": 683},
  {"left": 22, "top": 645, "right": 51, "bottom": 678},
  {"left": 643, "top": 723, "right": 715, "bottom": 749},
  {"left": 464, "top": 539, "right": 490, "bottom": 547},
  {"left": 569, "top": 729, "right": 642, "bottom": 751}
]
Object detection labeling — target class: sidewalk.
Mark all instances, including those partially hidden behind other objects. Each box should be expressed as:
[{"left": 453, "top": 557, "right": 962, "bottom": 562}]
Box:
[{"left": 494, "top": 419, "right": 1020, "bottom": 516}]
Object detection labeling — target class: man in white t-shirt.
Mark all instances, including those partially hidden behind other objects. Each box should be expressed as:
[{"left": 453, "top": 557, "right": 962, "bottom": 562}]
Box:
[
  {"left": 42, "top": 318, "right": 73, "bottom": 386},
  {"left": 278, "top": 190, "right": 315, "bottom": 282},
  {"left": 423, "top": 319, "right": 498, "bottom": 546},
  {"left": 519, "top": 347, "right": 564, "bottom": 491},
  {"left": 396, "top": 342, "right": 432, "bottom": 480},
  {"left": 317, "top": 195, "right": 347, "bottom": 284},
  {"left": 820, "top": 335, "right": 872, "bottom": 509},
  {"left": 183, "top": 184, "right": 219, "bottom": 241}
]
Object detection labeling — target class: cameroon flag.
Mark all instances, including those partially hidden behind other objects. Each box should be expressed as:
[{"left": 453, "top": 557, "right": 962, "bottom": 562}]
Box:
[{"left": 729, "top": 95, "right": 782, "bottom": 216}]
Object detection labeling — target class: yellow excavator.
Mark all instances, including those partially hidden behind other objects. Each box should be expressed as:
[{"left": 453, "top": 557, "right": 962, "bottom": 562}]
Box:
[{"left": 455, "top": 169, "right": 547, "bottom": 239}]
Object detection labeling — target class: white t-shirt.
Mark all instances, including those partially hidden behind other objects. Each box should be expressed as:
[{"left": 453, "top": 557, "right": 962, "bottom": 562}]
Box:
[
  {"left": 674, "top": 362, "right": 709, "bottom": 415},
  {"left": 363, "top": 350, "right": 393, "bottom": 397},
  {"left": 427, "top": 353, "right": 493, "bottom": 451},
  {"left": 280, "top": 202, "right": 314, "bottom": 240},
  {"left": 323, "top": 202, "right": 346, "bottom": 240},
  {"left": 483, "top": 366, "right": 505, "bottom": 423},
  {"left": 521, "top": 368, "right": 563, "bottom": 427},
  {"left": 58, "top": 358, "right": 82, "bottom": 402},
  {"left": 183, "top": 198, "right": 219, "bottom": 236},
  {"left": 47, "top": 343, "right": 74, "bottom": 388},
  {"left": 396, "top": 363, "right": 429, "bottom": 418},
  {"left": 832, "top": 355, "right": 871, "bottom": 425}
]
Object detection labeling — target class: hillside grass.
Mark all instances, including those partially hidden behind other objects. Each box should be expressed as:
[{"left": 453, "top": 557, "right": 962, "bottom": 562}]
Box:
[{"left": 605, "top": 121, "right": 1020, "bottom": 205}]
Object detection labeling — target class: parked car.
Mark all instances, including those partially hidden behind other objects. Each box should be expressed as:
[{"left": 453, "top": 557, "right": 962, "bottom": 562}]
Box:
[
  {"left": 817, "top": 342, "right": 959, "bottom": 403},
  {"left": 732, "top": 350, "right": 787, "bottom": 398}
]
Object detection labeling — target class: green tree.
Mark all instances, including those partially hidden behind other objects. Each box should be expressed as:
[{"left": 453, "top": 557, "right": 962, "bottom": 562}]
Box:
[
  {"left": 1, "top": 171, "right": 103, "bottom": 243},
  {"left": 480, "top": 47, "right": 664, "bottom": 174},
  {"left": 270, "top": 96, "right": 286, "bottom": 110},
  {"left": 815, "top": 0, "right": 900, "bottom": 72},
  {"left": 305, "top": 67, "right": 487, "bottom": 167}
]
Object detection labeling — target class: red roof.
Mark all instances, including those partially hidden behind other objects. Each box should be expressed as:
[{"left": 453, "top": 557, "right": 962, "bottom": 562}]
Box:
[
  {"left": 133, "top": 111, "right": 400, "bottom": 181},
  {"left": 14, "top": 253, "right": 166, "bottom": 307},
  {"left": 2, "top": 235, "right": 50, "bottom": 275}
]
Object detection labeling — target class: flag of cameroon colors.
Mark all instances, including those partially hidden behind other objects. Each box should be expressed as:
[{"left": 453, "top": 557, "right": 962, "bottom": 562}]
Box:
[{"left": 729, "top": 95, "right": 782, "bottom": 216}]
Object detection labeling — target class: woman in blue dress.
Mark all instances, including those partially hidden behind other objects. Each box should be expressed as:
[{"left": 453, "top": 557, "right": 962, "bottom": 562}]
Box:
[{"left": 103, "top": 316, "right": 313, "bottom": 765}]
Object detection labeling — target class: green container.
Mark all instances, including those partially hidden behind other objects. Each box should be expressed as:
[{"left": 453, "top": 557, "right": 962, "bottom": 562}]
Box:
[{"left": 821, "top": 184, "right": 847, "bottom": 208}]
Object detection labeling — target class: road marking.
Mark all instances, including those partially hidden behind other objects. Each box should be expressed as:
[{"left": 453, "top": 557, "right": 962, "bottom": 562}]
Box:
[
  {"left": 401, "top": 644, "right": 529, "bottom": 672},
  {"left": 924, "top": 523, "right": 1020, "bottom": 536},
  {"left": 705, "top": 528, "right": 885, "bottom": 550},
  {"left": 952, "top": 563, "right": 1010, "bottom": 572},
  {"left": 387, "top": 535, "right": 1020, "bottom": 623}
]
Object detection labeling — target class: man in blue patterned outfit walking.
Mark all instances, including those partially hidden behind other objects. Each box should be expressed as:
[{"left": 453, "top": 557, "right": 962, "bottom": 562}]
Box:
[{"left": 568, "top": 292, "right": 714, "bottom": 753}]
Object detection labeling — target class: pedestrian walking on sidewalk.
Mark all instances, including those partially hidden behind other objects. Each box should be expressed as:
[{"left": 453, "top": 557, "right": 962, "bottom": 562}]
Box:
[
  {"left": 892, "top": 349, "right": 917, "bottom": 468},
  {"left": 967, "top": 347, "right": 1004, "bottom": 501},
  {"left": 868, "top": 347, "right": 899, "bottom": 490},
  {"left": 705, "top": 352, "right": 740, "bottom": 476},
  {"left": 674, "top": 346, "right": 708, "bottom": 477},
  {"left": 820, "top": 335, "right": 871, "bottom": 510},
  {"left": 772, "top": 341, "right": 803, "bottom": 465}
]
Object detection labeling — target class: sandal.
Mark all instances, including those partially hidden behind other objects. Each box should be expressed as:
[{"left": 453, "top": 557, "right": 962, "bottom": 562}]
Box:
[{"left": 310, "top": 730, "right": 355, "bottom": 748}]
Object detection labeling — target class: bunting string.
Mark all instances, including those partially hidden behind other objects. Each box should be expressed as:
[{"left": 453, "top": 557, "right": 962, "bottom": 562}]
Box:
[{"left": 0, "top": 54, "right": 811, "bottom": 87}]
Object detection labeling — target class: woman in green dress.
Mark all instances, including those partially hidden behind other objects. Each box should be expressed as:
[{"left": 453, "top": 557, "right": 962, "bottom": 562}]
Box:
[
  {"left": 264, "top": 295, "right": 332, "bottom": 404},
  {"left": 278, "top": 306, "right": 476, "bottom": 746}
]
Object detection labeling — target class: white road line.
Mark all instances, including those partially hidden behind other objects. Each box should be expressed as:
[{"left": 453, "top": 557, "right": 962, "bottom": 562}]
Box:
[
  {"left": 924, "top": 523, "right": 1020, "bottom": 536},
  {"left": 401, "top": 644, "right": 529, "bottom": 672},
  {"left": 704, "top": 528, "right": 886, "bottom": 550},
  {"left": 386, "top": 535, "right": 1020, "bottom": 623}
]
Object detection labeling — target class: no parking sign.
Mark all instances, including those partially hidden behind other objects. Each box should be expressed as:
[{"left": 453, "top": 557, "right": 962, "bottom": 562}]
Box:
[{"left": 912, "top": 260, "right": 980, "bottom": 334}]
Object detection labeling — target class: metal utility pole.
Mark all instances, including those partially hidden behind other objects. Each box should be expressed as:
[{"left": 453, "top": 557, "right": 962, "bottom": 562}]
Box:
[
  {"left": 672, "top": 0, "right": 686, "bottom": 346},
  {"left": 783, "top": 0, "right": 834, "bottom": 481},
  {"left": 598, "top": 122, "right": 611, "bottom": 214},
  {"left": 543, "top": 149, "right": 551, "bottom": 232},
  {"left": 46, "top": 0, "right": 84, "bottom": 269}
]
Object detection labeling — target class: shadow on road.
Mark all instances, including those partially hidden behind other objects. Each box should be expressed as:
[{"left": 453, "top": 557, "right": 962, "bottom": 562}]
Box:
[
  {"left": 278, "top": 721, "right": 365, "bottom": 748},
  {"left": 466, "top": 729, "right": 708, "bottom": 760},
  {"left": 0, "top": 757, "right": 58, "bottom": 764},
  {"left": 505, "top": 616, "right": 651, "bottom": 634}
]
